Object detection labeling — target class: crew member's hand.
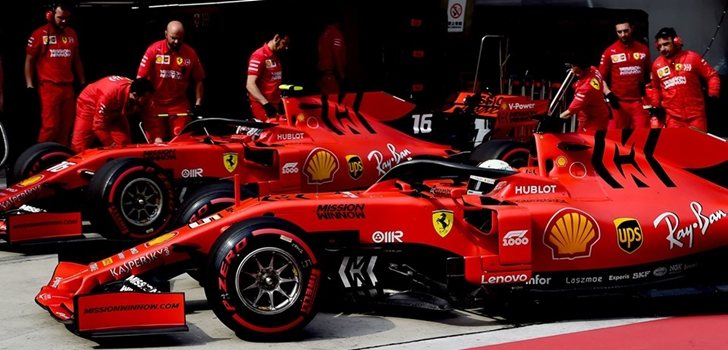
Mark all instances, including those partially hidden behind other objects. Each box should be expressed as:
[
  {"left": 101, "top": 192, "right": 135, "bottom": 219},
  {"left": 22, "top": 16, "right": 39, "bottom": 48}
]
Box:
[
  {"left": 263, "top": 102, "right": 277, "bottom": 117},
  {"left": 606, "top": 92, "right": 620, "bottom": 109},
  {"left": 154, "top": 137, "right": 164, "bottom": 144},
  {"left": 559, "top": 110, "right": 572, "bottom": 119}
]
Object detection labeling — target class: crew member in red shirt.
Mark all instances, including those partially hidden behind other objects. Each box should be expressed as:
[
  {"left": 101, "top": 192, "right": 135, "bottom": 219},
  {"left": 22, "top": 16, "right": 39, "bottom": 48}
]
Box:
[
  {"left": 246, "top": 30, "right": 290, "bottom": 120},
  {"left": 650, "top": 27, "right": 720, "bottom": 131},
  {"left": 560, "top": 59, "right": 610, "bottom": 133},
  {"left": 598, "top": 18, "right": 651, "bottom": 129},
  {"left": 25, "top": 3, "right": 85, "bottom": 146},
  {"left": 137, "top": 20, "right": 205, "bottom": 143},
  {"left": 71, "top": 76, "right": 154, "bottom": 153},
  {"left": 318, "top": 15, "right": 346, "bottom": 94}
]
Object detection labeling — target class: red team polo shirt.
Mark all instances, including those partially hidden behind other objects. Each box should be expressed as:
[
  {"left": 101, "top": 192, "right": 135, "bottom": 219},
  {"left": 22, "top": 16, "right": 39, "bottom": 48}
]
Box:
[
  {"left": 568, "top": 66, "right": 610, "bottom": 132},
  {"left": 651, "top": 50, "right": 720, "bottom": 121},
  {"left": 248, "top": 43, "right": 283, "bottom": 106},
  {"left": 74, "top": 76, "right": 133, "bottom": 150},
  {"left": 137, "top": 40, "right": 205, "bottom": 106},
  {"left": 599, "top": 40, "right": 650, "bottom": 101},
  {"left": 26, "top": 25, "right": 80, "bottom": 83}
]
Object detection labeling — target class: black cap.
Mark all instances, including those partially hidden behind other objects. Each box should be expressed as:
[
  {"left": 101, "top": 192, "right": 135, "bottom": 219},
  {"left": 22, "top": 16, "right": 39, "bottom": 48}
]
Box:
[{"left": 655, "top": 27, "right": 678, "bottom": 40}]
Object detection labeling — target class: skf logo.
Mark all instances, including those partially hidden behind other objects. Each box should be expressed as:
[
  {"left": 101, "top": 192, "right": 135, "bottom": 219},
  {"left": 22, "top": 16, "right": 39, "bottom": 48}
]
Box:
[
  {"left": 346, "top": 155, "right": 363, "bottom": 180},
  {"left": 432, "top": 210, "right": 454, "bottom": 238},
  {"left": 614, "top": 218, "right": 643, "bottom": 253},
  {"left": 544, "top": 208, "right": 600, "bottom": 259},
  {"left": 589, "top": 78, "right": 600, "bottom": 90},
  {"left": 610, "top": 53, "right": 627, "bottom": 63},
  {"left": 176, "top": 57, "right": 184, "bottom": 65},
  {"left": 657, "top": 66, "right": 671, "bottom": 78},
  {"left": 223, "top": 152, "right": 238, "bottom": 173},
  {"left": 304, "top": 148, "right": 339, "bottom": 185}
]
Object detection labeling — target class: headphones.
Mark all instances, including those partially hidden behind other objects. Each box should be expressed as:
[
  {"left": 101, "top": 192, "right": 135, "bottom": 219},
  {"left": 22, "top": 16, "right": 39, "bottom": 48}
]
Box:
[
  {"left": 45, "top": 3, "right": 59, "bottom": 22},
  {"left": 655, "top": 27, "right": 683, "bottom": 49}
]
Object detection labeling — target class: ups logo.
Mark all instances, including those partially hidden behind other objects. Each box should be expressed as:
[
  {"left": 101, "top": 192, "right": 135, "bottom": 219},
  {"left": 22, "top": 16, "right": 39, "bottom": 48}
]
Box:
[{"left": 614, "top": 218, "right": 643, "bottom": 254}]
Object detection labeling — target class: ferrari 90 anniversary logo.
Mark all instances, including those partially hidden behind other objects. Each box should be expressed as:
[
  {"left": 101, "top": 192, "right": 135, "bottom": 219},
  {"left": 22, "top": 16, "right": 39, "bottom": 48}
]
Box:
[
  {"left": 224, "top": 152, "right": 238, "bottom": 173},
  {"left": 432, "top": 210, "right": 454, "bottom": 238}
]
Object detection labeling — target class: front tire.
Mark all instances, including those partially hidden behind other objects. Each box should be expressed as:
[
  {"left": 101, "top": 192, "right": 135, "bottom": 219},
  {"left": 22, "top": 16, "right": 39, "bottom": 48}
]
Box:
[
  {"left": 11, "top": 142, "right": 73, "bottom": 184},
  {"left": 204, "top": 218, "right": 320, "bottom": 340},
  {"left": 86, "top": 157, "right": 176, "bottom": 240},
  {"left": 175, "top": 182, "right": 255, "bottom": 226}
]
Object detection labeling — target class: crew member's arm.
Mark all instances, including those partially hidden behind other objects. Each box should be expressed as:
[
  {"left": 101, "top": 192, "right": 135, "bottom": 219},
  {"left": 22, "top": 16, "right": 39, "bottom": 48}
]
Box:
[
  {"left": 696, "top": 56, "right": 721, "bottom": 98},
  {"left": 136, "top": 45, "right": 155, "bottom": 79},
  {"left": 246, "top": 74, "right": 266, "bottom": 105},
  {"left": 92, "top": 94, "right": 119, "bottom": 146},
  {"left": 24, "top": 53, "right": 36, "bottom": 89}
]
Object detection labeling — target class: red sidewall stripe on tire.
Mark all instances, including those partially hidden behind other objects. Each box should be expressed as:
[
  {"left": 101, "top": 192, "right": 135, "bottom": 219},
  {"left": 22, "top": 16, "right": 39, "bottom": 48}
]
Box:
[{"left": 107, "top": 165, "right": 147, "bottom": 204}]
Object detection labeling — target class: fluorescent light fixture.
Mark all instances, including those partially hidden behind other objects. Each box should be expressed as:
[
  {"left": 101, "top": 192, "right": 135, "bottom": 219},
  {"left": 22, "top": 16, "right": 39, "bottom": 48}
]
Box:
[{"left": 146, "top": 0, "right": 263, "bottom": 8}]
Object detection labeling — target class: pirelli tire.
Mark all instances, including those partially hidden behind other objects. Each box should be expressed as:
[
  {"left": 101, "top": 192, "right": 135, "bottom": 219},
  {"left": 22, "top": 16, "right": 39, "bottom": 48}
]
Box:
[
  {"left": 470, "top": 140, "right": 531, "bottom": 168},
  {"left": 86, "top": 157, "right": 176, "bottom": 241},
  {"left": 11, "top": 142, "right": 73, "bottom": 184},
  {"left": 204, "top": 218, "right": 321, "bottom": 340},
  {"left": 175, "top": 182, "right": 256, "bottom": 227}
]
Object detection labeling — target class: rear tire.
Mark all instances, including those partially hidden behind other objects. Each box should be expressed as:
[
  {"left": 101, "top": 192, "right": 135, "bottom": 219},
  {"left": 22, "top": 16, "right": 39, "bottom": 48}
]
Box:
[
  {"left": 470, "top": 140, "right": 531, "bottom": 168},
  {"left": 204, "top": 218, "right": 320, "bottom": 340},
  {"left": 86, "top": 158, "right": 176, "bottom": 240},
  {"left": 11, "top": 142, "right": 73, "bottom": 184},
  {"left": 175, "top": 182, "right": 255, "bottom": 226}
]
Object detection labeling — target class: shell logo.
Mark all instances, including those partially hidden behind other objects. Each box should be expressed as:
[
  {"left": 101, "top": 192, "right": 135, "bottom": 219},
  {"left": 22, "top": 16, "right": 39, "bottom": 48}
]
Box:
[
  {"left": 304, "top": 148, "right": 339, "bottom": 185},
  {"left": 18, "top": 174, "right": 44, "bottom": 187},
  {"left": 556, "top": 155, "right": 568, "bottom": 167},
  {"left": 544, "top": 208, "right": 600, "bottom": 260},
  {"left": 144, "top": 231, "right": 178, "bottom": 247}
]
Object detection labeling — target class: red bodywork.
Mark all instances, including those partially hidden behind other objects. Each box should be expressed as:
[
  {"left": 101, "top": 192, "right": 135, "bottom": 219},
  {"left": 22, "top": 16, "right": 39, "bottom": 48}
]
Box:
[
  {"left": 36, "top": 128, "right": 728, "bottom": 336},
  {"left": 444, "top": 92, "right": 549, "bottom": 144},
  {"left": 2, "top": 92, "right": 455, "bottom": 242}
]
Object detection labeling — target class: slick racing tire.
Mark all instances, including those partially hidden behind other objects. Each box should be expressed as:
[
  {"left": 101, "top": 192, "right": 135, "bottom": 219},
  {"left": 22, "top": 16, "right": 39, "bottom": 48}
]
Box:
[
  {"left": 175, "top": 182, "right": 256, "bottom": 226},
  {"left": 11, "top": 142, "right": 73, "bottom": 184},
  {"left": 86, "top": 157, "right": 176, "bottom": 241},
  {"left": 470, "top": 140, "right": 531, "bottom": 168},
  {"left": 204, "top": 218, "right": 321, "bottom": 340}
]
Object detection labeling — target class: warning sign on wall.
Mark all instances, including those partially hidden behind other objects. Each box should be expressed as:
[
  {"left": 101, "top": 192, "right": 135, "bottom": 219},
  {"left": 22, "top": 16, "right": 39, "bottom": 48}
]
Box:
[{"left": 447, "top": 0, "right": 466, "bottom": 33}]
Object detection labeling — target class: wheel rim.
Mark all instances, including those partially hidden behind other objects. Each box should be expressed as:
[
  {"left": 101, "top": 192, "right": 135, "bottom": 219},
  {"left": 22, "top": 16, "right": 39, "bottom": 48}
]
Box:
[
  {"left": 236, "top": 246, "right": 302, "bottom": 315},
  {"left": 120, "top": 177, "right": 163, "bottom": 227}
]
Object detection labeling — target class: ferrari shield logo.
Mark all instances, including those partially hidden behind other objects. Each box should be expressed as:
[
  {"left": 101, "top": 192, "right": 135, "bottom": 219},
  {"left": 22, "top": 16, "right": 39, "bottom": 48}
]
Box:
[
  {"left": 589, "top": 78, "right": 600, "bottom": 90},
  {"left": 432, "top": 210, "right": 454, "bottom": 238},
  {"left": 223, "top": 152, "right": 239, "bottom": 173}
]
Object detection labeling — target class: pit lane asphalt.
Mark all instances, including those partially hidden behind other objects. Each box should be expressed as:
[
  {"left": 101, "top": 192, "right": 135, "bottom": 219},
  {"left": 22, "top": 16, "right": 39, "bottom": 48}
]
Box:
[{"left": 0, "top": 245, "right": 662, "bottom": 350}]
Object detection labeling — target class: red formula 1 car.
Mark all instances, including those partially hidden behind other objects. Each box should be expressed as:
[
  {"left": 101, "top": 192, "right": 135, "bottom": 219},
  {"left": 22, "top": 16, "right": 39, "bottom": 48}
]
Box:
[
  {"left": 36, "top": 127, "right": 727, "bottom": 339},
  {"left": 2, "top": 85, "right": 552, "bottom": 244},
  {"left": 2, "top": 91, "right": 479, "bottom": 244}
]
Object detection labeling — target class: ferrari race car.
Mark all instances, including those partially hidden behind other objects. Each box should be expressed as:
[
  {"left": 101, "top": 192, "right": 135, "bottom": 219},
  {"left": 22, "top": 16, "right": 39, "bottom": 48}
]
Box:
[
  {"left": 36, "top": 127, "right": 727, "bottom": 339},
  {"left": 1, "top": 85, "right": 550, "bottom": 244}
]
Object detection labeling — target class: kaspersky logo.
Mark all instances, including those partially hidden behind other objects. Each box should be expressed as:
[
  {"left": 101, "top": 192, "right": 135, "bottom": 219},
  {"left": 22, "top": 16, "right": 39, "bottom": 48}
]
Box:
[{"left": 614, "top": 218, "right": 643, "bottom": 254}]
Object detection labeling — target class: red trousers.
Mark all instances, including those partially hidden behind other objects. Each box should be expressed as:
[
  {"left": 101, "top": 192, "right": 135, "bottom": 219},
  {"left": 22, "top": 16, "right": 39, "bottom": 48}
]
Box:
[
  {"left": 608, "top": 100, "right": 651, "bottom": 129},
  {"left": 71, "top": 108, "right": 130, "bottom": 153},
  {"left": 38, "top": 82, "right": 75, "bottom": 146},
  {"left": 142, "top": 99, "right": 191, "bottom": 142},
  {"left": 665, "top": 114, "right": 707, "bottom": 131},
  {"left": 318, "top": 72, "right": 341, "bottom": 95}
]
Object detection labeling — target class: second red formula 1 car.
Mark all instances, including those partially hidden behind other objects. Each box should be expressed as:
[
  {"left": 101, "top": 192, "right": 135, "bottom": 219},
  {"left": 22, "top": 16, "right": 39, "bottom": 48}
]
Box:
[
  {"left": 2, "top": 92, "right": 472, "bottom": 243},
  {"left": 36, "top": 126, "right": 728, "bottom": 340}
]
